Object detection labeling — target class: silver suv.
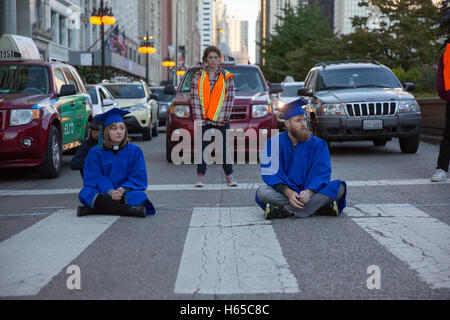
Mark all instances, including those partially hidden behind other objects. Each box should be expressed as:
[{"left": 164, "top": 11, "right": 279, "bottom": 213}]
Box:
[{"left": 299, "top": 60, "right": 421, "bottom": 153}]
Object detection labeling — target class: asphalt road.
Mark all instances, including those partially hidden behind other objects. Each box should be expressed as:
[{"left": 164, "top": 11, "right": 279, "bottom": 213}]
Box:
[{"left": 0, "top": 128, "right": 449, "bottom": 301}]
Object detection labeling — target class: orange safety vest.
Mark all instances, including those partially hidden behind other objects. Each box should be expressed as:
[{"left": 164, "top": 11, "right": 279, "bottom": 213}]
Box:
[
  {"left": 444, "top": 43, "right": 450, "bottom": 91},
  {"left": 197, "top": 69, "right": 234, "bottom": 122}
]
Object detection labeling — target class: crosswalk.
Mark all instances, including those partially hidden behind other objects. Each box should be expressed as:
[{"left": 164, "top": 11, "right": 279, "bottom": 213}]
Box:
[{"left": 1, "top": 203, "right": 450, "bottom": 297}]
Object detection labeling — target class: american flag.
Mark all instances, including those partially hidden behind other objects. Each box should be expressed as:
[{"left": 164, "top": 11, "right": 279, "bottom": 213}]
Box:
[{"left": 107, "top": 26, "right": 126, "bottom": 56}]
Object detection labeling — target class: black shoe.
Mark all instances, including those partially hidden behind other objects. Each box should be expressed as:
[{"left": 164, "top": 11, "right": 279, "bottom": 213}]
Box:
[
  {"left": 123, "top": 206, "right": 146, "bottom": 218},
  {"left": 264, "top": 204, "right": 292, "bottom": 220},
  {"left": 316, "top": 201, "right": 339, "bottom": 216},
  {"left": 93, "top": 194, "right": 146, "bottom": 218},
  {"left": 77, "top": 206, "right": 98, "bottom": 217}
]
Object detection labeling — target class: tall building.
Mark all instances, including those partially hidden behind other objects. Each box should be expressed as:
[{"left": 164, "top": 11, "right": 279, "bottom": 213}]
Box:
[
  {"left": 334, "top": 0, "right": 370, "bottom": 35},
  {"left": 308, "top": 0, "right": 334, "bottom": 30},
  {"left": 198, "top": 0, "right": 213, "bottom": 54},
  {"left": 227, "top": 12, "right": 249, "bottom": 64},
  {"left": 213, "top": 0, "right": 228, "bottom": 46}
]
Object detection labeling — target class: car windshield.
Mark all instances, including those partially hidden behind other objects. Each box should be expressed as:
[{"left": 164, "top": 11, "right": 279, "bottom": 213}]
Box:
[
  {"left": 316, "top": 68, "right": 402, "bottom": 91},
  {"left": 179, "top": 66, "right": 266, "bottom": 93},
  {"left": 103, "top": 84, "right": 146, "bottom": 99},
  {"left": 87, "top": 87, "right": 98, "bottom": 104},
  {"left": 281, "top": 84, "right": 304, "bottom": 97},
  {"left": 151, "top": 88, "right": 173, "bottom": 102},
  {"left": 0, "top": 65, "right": 50, "bottom": 94}
]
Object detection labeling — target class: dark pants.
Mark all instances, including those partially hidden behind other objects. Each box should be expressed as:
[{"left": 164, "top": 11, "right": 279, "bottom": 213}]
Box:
[
  {"left": 197, "top": 122, "right": 233, "bottom": 176},
  {"left": 437, "top": 101, "right": 450, "bottom": 172}
]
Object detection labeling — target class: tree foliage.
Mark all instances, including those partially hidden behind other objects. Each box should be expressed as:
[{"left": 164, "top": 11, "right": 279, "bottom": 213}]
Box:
[
  {"left": 259, "top": 4, "right": 335, "bottom": 82},
  {"left": 347, "top": 0, "right": 445, "bottom": 71},
  {"left": 259, "top": 0, "right": 446, "bottom": 88}
]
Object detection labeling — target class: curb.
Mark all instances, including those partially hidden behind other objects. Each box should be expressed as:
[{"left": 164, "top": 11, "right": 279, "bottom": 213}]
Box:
[{"left": 420, "top": 134, "right": 441, "bottom": 145}]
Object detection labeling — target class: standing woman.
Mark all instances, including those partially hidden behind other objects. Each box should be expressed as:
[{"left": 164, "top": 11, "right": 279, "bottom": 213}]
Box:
[
  {"left": 77, "top": 108, "right": 156, "bottom": 218},
  {"left": 191, "top": 45, "right": 237, "bottom": 187}
]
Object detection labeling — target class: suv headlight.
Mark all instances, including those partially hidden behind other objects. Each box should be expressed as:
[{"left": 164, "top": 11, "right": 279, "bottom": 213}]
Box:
[
  {"left": 10, "top": 109, "right": 40, "bottom": 126},
  {"left": 173, "top": 105, "right": 190, "bottom": 118},
  {"left": 252, "top": 104, "right": 271, "bottom": 118},
  {"left": 398, "top": 100, "right": 420, "bottom": 113},
  {"left": 319, "top": 103, "right": 345, "bottom": 115},
  {"left": 129, "top": 104, "right": 148, "bottom": 112}
]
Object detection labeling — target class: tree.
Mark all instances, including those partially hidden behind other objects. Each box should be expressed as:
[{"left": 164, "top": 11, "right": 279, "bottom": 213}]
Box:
[
  {"left": 347, "top": 0, "right": 444, "bottom": 71},
  {"left": 259, "top": 4, "right": 334, "bottom": 82}
]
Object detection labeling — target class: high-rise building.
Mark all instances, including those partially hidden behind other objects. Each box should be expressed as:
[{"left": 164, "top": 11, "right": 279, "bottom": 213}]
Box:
[
  {"left": 308, "top": 0, "right": 334, "bottom": 30},
  {"left": 198, "top": 0, "right": 213, "bottom": 54},
  {"left": 227, "top": 12, "right": 249, "bottom": 64},
  {"left": 334, "top": 0, "right": 369, "bottom": 35}
]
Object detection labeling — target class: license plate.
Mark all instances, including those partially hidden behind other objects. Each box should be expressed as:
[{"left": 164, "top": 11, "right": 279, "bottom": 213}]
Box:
[{"left": 363, "top": 119, "right": 383, "bottom": 130}]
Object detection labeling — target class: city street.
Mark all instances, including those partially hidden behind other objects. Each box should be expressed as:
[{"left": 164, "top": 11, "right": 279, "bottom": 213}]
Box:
[{"left": 0, "top": 129, "right": 449, "bottom": 300}]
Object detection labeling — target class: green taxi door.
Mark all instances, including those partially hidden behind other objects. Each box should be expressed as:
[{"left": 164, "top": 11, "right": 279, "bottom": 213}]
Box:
[{"left": 61, "top": 67, "right": 88, "bottom": 143}]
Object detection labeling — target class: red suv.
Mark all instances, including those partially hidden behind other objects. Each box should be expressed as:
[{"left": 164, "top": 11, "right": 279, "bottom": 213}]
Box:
[
  {"left": 164, "top": 63, "right": 282, "bottom": 162},
  {"left": 0, "top": 34, "right": 92, "bottom": 178}
]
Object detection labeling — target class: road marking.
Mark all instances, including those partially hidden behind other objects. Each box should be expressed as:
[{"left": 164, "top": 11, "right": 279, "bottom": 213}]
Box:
[
  {"left": 0, "top": 179, "right": 449, "bottom": 197},
  {"left": 346, "top": 204, "right": 450, "bottom": 289},
  {"left": 174, "top": 207, "right": 299, "bottom": 295},
  {"left": 0, "top": 210, "right": 119, "bottom": 297}
]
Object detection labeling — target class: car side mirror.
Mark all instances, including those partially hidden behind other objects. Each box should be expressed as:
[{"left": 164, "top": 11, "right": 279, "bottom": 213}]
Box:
[
  {"left": 150, "top": 93, "right": 159, "bottom": 101},
  {"left": 102, "top": 99, "right": 115, "bottom": 107},
  {"left": 164, "top": 84, "right": 176, "bottom": 95},
  {"left": 269, "top": 83, "right": 283, "bottom": 94},
  {"left": 403, "top": 82, "right": 415, "bottom": 92},
  {"left": 298, "top": 87, "right": 313, "bottom": 97},
  {"left": 59, "top": 84, "right": 77, "bottom": 97}
]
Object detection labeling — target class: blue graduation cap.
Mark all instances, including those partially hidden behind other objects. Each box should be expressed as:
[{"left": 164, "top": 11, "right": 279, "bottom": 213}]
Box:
[
  {"left": 283, "top": 98, "right": 308, "bottom": 120},
  {"left": 94, "top": 108, "right": 130, "bottom": 128}
]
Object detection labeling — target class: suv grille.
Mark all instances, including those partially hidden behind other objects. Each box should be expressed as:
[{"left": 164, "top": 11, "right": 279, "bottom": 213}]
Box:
[
  {"left": 230, "top": 105, "right": 249, "bottom": 121},
  {"left": 346, "top": 102, "right": 397, "bottom": 117}
]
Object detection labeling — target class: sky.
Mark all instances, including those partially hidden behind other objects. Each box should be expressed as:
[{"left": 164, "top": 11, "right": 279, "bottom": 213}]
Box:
[{"left": 222, "top": 0, "right": 259, "bottom": 64}]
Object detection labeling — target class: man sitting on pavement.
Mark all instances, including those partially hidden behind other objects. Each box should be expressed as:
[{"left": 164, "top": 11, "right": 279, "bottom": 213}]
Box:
[{"left": 255, "top": 98, "right": 347, "bottom": 219}]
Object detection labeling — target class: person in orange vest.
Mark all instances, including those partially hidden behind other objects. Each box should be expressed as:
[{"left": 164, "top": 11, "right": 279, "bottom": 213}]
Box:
[
  {"left": 432, "top": 38, "right": 450, "bottom": 182},
  {"left": 190, "top": 46, "right": 237, "bottom": 187}
]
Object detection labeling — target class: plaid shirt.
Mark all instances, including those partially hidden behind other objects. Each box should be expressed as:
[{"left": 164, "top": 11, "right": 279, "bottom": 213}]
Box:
[{"left": 190, "top": 66, "right": 235, "bottom": 126}]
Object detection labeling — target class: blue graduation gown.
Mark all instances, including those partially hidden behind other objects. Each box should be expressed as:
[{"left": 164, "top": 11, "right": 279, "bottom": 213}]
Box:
[
  {"left": 256, "top": 132, "right": 346, "bottom": 213},
  {"left": 79, "top": 143, "right": 156, "bottom": 215}
]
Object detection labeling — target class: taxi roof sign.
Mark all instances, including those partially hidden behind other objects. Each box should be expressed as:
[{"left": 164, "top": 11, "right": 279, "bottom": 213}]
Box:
[{"left": 0, "top": 34, "right": 41, "bottom": 61}]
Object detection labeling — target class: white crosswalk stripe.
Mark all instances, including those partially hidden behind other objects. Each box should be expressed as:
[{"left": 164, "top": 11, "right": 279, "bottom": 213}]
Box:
[
  {"left": 0, "top": 178, "right": 449, "bottom": 196},
  {"left": 0, "top": 210, "right": 119, "bottom": 297},
  {"left": 346, "top": 204, "right": 450, "bottom": 289},
  {"left": 174, "top": 207, "right": 300, "bottom": 294}
]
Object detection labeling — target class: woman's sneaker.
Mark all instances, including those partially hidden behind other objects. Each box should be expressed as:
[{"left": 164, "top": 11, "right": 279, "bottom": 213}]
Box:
[
  {"left": 226, "top": 174, "right": 238, "bottom": 187},
  {"left": 431, "top": 169, "right": 447, "bottom": 182},
  {"left": 194, "top": 174, "right": 205, "bottom": 187}
]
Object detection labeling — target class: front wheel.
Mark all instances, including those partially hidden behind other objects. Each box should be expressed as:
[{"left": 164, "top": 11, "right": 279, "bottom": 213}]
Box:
[
  {"left": 399, "top": 134, "right": 420, "bottom": 154},
  {"left": 37, "top": 125, "right": 63, "bottom": 178},
  {"left": 166, "top": 137, "right": 173, "bottom": 163},
  {"left": 142, "top": 125, "right": 152, "bottom": 141},
  {"left": 152, "top": 121, "right": 159, "bottom": 137}
]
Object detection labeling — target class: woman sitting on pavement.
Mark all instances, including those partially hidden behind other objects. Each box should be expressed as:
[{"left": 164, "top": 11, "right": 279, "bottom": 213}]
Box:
[{"left": 77, "top": 108, "right": 156, "bottom": 218}]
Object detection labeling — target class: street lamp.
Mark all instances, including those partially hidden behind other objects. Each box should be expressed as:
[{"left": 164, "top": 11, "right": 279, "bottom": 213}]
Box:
[
  {"left": 162, "top": 58, "right": 175, "bottom": 83},
  {"left": 90, "top": 0, "right": 115, "bottom": 79},
  {"left": 216, "top": 28, "right": 223, "bottom": 45},
  {"left": 139, "top": 32, "right": 156, "bottom": 84}
]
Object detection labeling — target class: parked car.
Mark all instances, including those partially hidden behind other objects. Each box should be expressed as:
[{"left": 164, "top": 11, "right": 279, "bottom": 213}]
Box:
[
  {"left": 164, "top": 62, "right": 282, "bottom": 163},
  {"left": 150, "top": 86, "right": 174, "bottom": 126},
  {"left": 102, "top": 78, "right": 159, "bottom": 140},
  {"left": 299, "top": 60, "right": 421, "bottom": 153},
  {"left": 274, "top": 81, "right": 305, "bottom": 129},
  {"left": 0, "top": 34, "right": 93, "bottom": 178},
  {"left": 86, "top": 84, "right": 119, "bottom": 116}
]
